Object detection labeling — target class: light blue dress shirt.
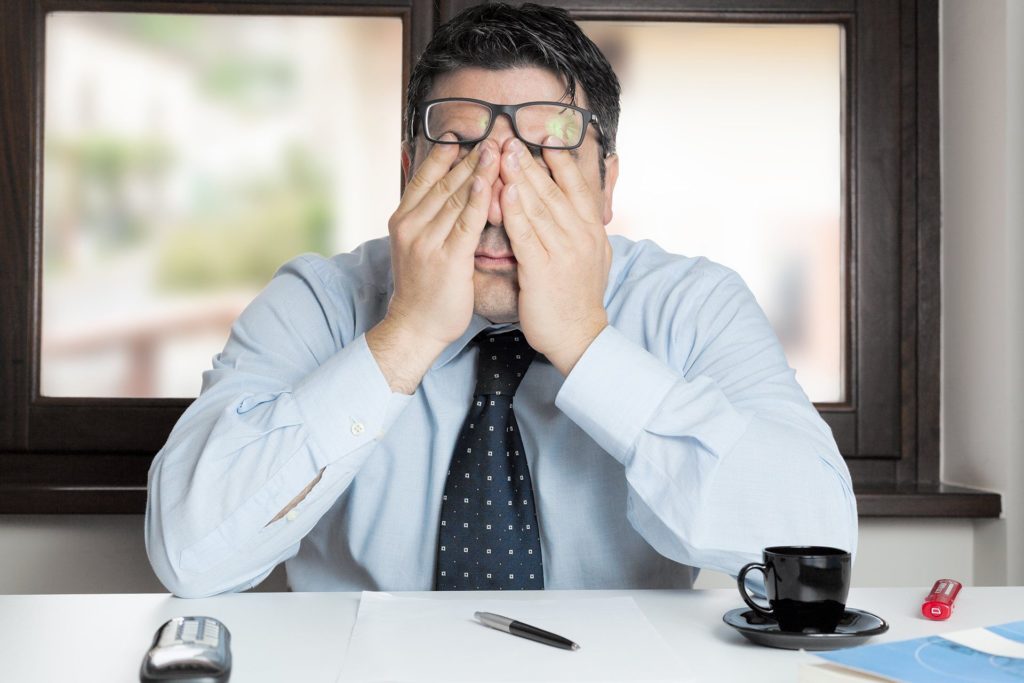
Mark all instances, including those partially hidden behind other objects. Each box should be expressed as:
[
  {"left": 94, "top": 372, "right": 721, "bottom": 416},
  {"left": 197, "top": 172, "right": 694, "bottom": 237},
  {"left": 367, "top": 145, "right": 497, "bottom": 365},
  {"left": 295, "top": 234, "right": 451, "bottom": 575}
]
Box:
[{"left": 145, "top": 235, "right": 858, "bottom": 598}]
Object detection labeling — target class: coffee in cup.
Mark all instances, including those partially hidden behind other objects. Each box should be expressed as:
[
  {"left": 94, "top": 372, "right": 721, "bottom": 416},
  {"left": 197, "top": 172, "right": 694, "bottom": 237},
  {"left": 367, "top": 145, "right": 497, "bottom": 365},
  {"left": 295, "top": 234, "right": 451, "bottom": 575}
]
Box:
[{"left": 736, "top": 545, "right": 852, "bottom": 633}]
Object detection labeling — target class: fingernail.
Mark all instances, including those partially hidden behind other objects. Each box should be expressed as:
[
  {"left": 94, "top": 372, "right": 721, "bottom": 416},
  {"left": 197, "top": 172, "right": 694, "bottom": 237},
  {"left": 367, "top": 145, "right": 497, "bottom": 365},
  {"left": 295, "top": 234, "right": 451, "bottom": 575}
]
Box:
[
  {"left": 472, "top": 176, "right": 484, "bottom": 193},
  {"left": 506, "top": 184, "right": 518, "bottom": 201},
  {"left": 545, "top": 135, "right": 564, "bottom": 148},
  {"left": 509, "top": 138, "right": 524, "bottom": 154},
  {"left": 440, "top": 132, "right": 457, "bottom": 143},
  {"left": 506, "top": 152, "right": 519, "bottom": 171},
  {"left": 479, "top": 148, "right": 493, "bottom": 167}
]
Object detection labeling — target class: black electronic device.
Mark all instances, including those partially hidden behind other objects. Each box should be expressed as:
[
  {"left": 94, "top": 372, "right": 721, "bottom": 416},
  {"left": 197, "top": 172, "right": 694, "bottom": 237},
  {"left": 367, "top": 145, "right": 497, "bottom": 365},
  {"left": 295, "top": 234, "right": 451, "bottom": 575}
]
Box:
[{"left": 139, "top": 616, "right": 231, "bottom": 683}]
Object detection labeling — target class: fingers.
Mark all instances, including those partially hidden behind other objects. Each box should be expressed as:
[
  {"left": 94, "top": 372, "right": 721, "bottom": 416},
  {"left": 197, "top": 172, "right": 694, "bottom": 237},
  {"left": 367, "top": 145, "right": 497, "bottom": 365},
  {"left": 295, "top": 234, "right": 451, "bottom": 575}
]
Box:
[
  {"left": 424, "top": 140, "right": 500, "bottom": 243},
  {"left": 499, "top": 143, "right": 566, "bottom": 259},
  {"left": 395, "top": 133, "right": 461, "bottom": 216},
  {"left": 539, "top": 137, "right": 602, "bottom": 224},
  {"left": 404, "top": 140, "right": 499, "bottom": 236},
  {"left": 499, "top": 181, "right": 549, "bottom": 264},
  {"left": 502, "top": 138, "right": 600, "bottom": 232},
  {"left": 498, "top": 140, "right": 570, "bottom": 252},
  {"left": 441, "top": 173, "right": 496, "bottom": 255}
]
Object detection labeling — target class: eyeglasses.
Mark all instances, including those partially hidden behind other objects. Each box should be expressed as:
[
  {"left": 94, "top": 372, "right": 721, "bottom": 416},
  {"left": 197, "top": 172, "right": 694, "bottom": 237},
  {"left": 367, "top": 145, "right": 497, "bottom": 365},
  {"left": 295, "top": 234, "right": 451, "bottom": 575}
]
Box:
[{"left": 413, "top": 97, "right": 604, "bottom": 151}]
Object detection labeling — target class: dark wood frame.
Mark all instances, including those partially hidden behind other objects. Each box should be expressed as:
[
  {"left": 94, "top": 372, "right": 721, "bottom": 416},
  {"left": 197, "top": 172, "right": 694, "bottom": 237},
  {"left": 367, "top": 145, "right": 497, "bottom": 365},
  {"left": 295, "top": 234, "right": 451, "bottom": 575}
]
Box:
[
  {"left": 0, "top": 0, "right": 433, "bottom": 512},
  {"left": 0, "top": 0, "right": 1000, "bottom": 516},
  {"left": 437, "top": 0, "right": 999, "bottom": 518}
]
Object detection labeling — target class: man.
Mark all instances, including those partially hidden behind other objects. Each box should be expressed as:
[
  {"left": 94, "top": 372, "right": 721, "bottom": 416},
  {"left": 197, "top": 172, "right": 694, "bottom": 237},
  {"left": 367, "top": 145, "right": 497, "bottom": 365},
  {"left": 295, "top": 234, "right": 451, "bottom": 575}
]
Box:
[{"left": 146, "top": 3, "right": 857, "bottom": 598}]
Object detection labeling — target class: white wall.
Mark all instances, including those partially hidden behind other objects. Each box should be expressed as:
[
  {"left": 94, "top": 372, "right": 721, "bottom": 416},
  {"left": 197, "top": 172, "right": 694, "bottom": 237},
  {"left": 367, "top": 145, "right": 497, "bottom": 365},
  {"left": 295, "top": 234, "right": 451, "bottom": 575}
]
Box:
[
  {"left": 0, "top": 0, "right": 1019, "bottom": 595},
  {"left": 694, "top": 519, "right": 976, "bottom": 590},
  {"left": 0, "top": 515, "right": 975, "bottom": 594},
  {"left": 0, "top": 516, "right": 287, "bottom": 594},
  {"left": 1010, "top": 0, "right": 1024, "bottom": 586},
  {"left": 941, "top": 0, "right": 1024, "bottom": 586}
]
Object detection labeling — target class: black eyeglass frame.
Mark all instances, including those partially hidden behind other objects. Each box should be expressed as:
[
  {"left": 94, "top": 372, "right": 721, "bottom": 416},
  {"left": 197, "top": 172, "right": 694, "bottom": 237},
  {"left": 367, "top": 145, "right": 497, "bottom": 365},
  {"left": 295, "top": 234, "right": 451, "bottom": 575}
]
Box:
[{"left": 411, "top": 97, "right": 605, "bottom": 152}]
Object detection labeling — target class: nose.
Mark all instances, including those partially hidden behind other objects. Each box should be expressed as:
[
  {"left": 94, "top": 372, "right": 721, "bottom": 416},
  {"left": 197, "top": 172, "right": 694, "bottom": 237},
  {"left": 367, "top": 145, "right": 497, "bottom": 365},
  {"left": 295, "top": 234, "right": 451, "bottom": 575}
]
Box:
[
  {"left": 486, "top": 112, "right": 517, "bottom": 149},
  {"left": 484, "top": 114, "right": 516, "bottom": 226},
  {"left": 488, "top": 176, "right": 505, "bottom": 226}
]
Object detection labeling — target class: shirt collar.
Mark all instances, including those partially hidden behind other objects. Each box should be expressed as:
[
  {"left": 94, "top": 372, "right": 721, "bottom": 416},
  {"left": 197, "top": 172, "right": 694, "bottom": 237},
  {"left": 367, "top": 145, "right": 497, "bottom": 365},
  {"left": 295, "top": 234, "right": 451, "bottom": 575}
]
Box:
[{"left": 431, "top": 316, "right": 521, "bottom": 369}]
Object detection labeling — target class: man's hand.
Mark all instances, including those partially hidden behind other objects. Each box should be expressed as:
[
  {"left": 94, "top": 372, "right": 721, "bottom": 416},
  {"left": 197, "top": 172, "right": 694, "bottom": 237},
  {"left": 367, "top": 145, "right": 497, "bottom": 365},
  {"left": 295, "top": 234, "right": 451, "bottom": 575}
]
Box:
[
  {"left": 498, "top": 136, "right": 611, "bottom": 376},
  {"left": 367, "top": 136, "right": 500, "bottom": 394}
]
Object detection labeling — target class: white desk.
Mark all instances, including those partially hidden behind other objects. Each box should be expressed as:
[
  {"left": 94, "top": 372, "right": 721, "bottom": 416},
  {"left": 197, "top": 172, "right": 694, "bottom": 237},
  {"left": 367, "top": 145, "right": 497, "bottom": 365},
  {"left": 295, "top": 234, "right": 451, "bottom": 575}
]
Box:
[{"left": 1, "top": 587, "right": 1021, "bottom": 682}]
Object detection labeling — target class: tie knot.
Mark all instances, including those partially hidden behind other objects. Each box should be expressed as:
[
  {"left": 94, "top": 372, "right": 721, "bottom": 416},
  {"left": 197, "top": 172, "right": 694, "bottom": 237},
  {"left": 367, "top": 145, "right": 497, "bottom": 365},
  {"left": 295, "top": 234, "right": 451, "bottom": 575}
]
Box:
[{"left": 473, "top": 331, "right": 536, "bottom": 396}]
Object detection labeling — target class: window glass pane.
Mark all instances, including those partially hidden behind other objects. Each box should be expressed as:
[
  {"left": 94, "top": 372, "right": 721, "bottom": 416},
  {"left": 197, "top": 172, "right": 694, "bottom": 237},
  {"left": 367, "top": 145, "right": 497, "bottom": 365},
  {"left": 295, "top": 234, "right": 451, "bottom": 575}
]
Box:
[
  {"left": 41, "top": 12, "right": 402, "bottom": 398},
  {"left": 581, "top": 22, "right": 845, "bottom": 403}
]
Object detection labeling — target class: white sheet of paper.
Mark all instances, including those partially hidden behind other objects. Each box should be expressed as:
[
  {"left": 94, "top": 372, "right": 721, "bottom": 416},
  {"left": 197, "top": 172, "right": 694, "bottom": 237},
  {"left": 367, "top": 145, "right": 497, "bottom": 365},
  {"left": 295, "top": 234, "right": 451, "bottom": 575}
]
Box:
[
  {"left": 336, "top": 593, "right": 690, "bottom": 683},
  {"left": 941, "top": 628, "right": 1024, "bottom": 659}
]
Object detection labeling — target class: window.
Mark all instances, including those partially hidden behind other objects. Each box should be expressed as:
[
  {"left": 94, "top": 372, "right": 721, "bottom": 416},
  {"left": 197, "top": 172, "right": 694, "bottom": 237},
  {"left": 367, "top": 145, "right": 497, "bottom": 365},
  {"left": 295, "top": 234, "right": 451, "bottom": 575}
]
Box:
[
  {"left": 41, "top": 13, "right": 402, "bottom": 399},
  {"left": 442, "top": 0, "right": 999, "bottom": 516},
  {"left": 582, "top": 20, "right": 845, "bottom": 403},
  {"left": 0, "top": 0, "right": 999, "bottom": 516},
  {"left": 0, "top": 0, "right": 432, "bottom": 512}
]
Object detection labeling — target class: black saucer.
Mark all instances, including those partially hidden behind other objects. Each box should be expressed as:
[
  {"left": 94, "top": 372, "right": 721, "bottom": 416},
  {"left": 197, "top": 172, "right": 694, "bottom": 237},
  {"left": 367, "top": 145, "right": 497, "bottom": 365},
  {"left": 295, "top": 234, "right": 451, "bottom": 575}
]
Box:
[{"left": 723, "top": 607, "right": 889, "bottom": 651}]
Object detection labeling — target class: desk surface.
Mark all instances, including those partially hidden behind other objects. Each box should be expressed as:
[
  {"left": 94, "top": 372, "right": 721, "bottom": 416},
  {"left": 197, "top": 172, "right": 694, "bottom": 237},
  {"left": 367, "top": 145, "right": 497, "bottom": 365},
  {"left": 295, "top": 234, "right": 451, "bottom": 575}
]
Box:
[{"left": 1, "top": 587, "right": 1021, "bottom": 682}]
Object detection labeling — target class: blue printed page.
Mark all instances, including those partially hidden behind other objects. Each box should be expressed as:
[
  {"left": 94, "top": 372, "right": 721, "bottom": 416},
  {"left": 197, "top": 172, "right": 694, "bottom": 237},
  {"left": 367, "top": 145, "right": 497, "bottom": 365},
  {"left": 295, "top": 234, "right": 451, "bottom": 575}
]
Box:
[
  {"left": 817, "top": 621, "right": 1024, "bottom": 683},
  {"left": 990, "top": 622, "right": 1024, "bottom": 645}
]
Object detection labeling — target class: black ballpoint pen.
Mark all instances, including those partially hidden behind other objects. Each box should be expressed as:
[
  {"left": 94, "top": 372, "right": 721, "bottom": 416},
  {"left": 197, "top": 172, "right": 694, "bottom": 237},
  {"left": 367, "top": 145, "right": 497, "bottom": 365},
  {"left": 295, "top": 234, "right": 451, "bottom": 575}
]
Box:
[{"left": 474, "top": 611, "right": 581, "bottom": 651}]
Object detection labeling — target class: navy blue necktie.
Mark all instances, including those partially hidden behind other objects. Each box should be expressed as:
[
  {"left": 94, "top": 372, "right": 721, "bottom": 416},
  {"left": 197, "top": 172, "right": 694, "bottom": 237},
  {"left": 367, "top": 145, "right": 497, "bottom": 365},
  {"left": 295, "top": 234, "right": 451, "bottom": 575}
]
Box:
[{"left": 435, "top": 331, "right": 544, "bottom": 590}]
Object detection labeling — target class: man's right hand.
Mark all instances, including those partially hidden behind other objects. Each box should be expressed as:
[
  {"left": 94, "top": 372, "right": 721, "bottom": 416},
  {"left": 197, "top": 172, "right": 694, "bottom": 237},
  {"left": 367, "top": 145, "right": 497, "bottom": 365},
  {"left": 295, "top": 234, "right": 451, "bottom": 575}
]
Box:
[{"left": 366, "top": 135, "right": 500, "bottom": 394}]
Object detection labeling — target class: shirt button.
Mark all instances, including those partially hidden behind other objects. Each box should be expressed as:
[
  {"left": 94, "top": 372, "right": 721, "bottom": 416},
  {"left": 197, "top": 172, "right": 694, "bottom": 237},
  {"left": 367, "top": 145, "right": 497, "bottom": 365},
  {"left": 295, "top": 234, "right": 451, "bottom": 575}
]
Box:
[
  {"left": 285, "top": 510, "right": 298, "bottom": 522},
  {"left": 351, "top": 421, "right": 365, "bottom": 436}
]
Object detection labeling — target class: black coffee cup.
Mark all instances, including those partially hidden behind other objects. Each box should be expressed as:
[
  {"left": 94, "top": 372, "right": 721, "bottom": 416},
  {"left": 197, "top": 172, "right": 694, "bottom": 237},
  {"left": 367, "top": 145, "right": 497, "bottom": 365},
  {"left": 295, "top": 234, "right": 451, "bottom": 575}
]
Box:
[{"left": 737, "top": 546, "right": 852, "bottom": 633}]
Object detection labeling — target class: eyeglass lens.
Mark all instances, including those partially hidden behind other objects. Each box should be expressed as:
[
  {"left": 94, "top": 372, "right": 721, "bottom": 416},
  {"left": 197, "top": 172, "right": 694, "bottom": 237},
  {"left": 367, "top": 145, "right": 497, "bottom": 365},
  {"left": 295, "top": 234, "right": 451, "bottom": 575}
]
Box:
[{"left": 425, "top": 101, "right": 585, "bottom": 148}]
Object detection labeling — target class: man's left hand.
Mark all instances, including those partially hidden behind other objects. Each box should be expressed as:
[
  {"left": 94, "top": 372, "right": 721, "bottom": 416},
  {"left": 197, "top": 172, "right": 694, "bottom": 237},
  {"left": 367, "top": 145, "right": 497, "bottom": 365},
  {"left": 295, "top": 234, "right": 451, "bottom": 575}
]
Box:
[{"left": 498, "top": 136, "right": 611, "bottom": 376}]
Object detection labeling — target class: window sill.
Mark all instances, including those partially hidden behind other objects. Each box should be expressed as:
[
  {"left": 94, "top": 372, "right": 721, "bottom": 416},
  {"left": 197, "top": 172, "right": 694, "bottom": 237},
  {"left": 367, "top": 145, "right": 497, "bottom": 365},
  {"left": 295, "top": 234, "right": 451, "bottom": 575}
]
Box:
[
  {"left": 855, "top": 483, "right": 1001, "bottom": 518},
  {"left": 0, "top": 451, "right": 1003, "bottom": 518}
]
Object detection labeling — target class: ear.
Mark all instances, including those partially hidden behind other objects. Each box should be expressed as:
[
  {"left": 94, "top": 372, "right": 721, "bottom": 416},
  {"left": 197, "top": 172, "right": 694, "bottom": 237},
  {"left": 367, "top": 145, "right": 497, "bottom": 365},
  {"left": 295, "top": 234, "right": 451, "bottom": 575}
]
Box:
[
  {"left": 601, "top": 153, "right": 620, "bottom": 226},
  {"left": 401, "top": 142, "right": 413, "bottom": 185}
]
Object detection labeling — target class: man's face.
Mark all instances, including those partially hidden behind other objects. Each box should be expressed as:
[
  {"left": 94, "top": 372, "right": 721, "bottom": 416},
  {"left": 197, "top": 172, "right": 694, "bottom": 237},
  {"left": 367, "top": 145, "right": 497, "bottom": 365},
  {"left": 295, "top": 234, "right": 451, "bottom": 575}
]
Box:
[{"left": 405, "top": 66, "right": 618, "bottom": 323}]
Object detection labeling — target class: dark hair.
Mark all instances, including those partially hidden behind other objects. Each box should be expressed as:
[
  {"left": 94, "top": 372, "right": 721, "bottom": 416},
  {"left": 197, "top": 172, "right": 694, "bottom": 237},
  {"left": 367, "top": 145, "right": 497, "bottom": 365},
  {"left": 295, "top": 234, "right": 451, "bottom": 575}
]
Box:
[{"left": 405, "top": 3, "right": 621, "bottom": 167}]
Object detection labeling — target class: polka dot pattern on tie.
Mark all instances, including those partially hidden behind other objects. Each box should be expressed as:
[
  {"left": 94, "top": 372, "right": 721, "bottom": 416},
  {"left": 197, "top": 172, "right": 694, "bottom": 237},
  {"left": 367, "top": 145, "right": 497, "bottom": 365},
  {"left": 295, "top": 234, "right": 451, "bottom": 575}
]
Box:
[{"left": 435, "top": 331, "right": 543, "bottom": 591}]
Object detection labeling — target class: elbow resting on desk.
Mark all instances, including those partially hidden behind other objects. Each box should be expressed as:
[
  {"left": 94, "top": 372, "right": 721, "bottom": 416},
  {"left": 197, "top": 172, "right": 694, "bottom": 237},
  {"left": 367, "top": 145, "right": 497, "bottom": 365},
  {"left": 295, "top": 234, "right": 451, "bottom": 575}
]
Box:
[
  {"left": 144, "top": 515, "right": 288, "bottom": 598},
  {"left": 144, "top": 460, "right": 298, "bottom": 598}
]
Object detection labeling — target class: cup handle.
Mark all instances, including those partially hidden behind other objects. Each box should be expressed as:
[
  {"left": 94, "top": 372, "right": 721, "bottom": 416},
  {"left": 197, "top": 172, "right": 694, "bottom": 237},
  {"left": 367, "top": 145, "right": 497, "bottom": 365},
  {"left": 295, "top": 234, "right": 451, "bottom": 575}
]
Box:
[{"left": 737, "top": 562, "right": 773, "bottom": 617}]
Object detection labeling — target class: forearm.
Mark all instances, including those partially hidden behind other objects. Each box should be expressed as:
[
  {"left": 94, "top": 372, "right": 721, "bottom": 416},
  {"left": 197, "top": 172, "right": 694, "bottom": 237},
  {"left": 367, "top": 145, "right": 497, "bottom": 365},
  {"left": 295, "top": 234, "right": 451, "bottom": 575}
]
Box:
[
  {"left": 556, "top": 325, "right": 857, "bottom": 575},
  {"left": 623, "top": 412, "right": 857, "bottom": 575},
  {"left": 146, "top": 335, "right": 412, "bottom": 596},
  {"left": 146, "top": 425, "right": 331, "bottom": 597}
]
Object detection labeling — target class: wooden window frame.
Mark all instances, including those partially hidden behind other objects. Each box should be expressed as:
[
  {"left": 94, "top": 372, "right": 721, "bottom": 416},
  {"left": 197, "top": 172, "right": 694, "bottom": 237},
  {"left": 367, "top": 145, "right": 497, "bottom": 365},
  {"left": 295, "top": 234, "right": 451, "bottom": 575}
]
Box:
[
  {"left": 0, "top": 0, "right": 433, "bottom": 512},
  {"left": 0, "top": 0, "right": 999, "bottom": 516},
  {"left": 438, "top": 0, "right": 999, "bottom": 517}
]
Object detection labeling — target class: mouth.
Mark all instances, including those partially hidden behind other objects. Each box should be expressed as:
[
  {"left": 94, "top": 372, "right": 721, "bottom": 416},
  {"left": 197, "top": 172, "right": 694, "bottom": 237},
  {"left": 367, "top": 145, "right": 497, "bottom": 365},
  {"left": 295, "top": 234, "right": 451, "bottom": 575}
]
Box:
[{"left": 474, "top": 251, "right": 517, "bottom": 270}]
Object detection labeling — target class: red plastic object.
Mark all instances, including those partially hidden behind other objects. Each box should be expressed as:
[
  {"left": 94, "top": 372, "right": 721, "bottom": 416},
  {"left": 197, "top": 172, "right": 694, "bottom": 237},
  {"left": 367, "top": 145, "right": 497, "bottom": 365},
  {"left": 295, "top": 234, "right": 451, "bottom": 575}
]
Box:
[{"left": 922, "top": 579, "right": 962, "bottom": 620}]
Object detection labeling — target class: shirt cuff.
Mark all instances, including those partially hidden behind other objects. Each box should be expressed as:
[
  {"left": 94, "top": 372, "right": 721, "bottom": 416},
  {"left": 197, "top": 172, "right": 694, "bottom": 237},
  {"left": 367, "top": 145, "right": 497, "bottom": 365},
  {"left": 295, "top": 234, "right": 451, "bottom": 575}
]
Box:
[
  {"left": 555, "top": 325, "right": 678, "bottom": 464},
  {"left": 291, "top": 333, "right": 413, "bottom": 471}
]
